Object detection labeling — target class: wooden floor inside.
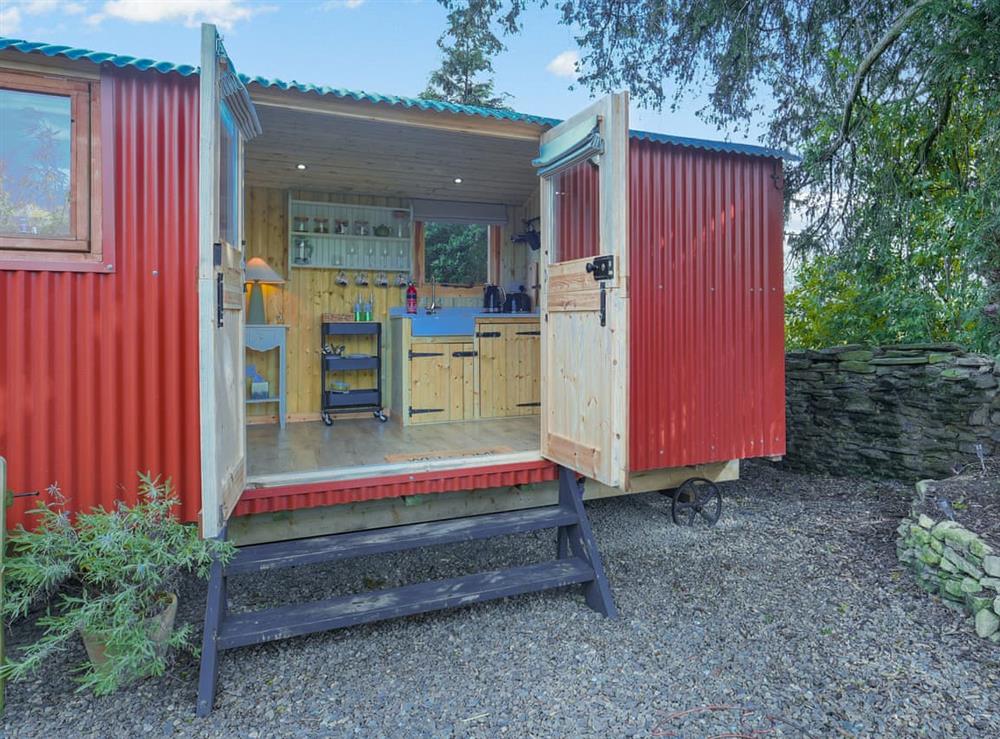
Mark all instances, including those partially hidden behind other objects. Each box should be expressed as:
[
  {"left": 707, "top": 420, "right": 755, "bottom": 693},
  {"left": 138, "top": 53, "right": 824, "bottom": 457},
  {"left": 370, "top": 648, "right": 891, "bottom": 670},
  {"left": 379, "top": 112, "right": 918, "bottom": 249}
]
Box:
[{"left": 247, "top": 416, "right": 541, "bottom": 481}]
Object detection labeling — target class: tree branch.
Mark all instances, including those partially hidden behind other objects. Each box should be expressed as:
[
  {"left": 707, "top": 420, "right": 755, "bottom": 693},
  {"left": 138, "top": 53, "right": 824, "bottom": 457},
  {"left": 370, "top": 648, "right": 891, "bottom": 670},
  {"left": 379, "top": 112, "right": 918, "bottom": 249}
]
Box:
[
  {"left": 913, "top": 88, "right": 954, "bottom": 174},
  {"left": 818, "top": 0, "right": 934, "bottom": 162}
]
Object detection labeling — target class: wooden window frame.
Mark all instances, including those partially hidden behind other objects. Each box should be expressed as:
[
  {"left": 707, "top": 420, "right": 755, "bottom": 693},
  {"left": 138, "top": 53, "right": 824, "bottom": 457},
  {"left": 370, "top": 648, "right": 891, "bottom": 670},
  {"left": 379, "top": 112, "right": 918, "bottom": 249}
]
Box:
[
  {"left": 0, "top": 70, "right": 110, "bottom": 273},
  {"left": 414, "top": 220, "right": 501, "bottom": 298}
]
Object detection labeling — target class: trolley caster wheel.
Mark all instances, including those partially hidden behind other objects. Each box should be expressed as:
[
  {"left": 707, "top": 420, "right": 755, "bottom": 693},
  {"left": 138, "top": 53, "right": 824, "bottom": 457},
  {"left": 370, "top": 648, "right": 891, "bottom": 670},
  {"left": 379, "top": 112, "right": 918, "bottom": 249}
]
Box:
[
  {"left": 322, "top": 412, "right": 333, "bottom": 427},
  {"left": 671, "top": 477, "right": 722, "bottom": 527},
  {"left": 374, "top": 410, "right": 388, "bottom": 422}
]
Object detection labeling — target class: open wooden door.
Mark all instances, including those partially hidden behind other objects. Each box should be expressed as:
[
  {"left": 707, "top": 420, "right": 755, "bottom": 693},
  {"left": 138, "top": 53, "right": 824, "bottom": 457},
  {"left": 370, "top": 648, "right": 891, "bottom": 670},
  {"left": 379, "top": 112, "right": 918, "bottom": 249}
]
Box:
[
  {"left": 537, "top": 93, "right": 629, "bottom": 488},
  {"left": 198, "top": 24, "right": 262, "bottom": 537}
]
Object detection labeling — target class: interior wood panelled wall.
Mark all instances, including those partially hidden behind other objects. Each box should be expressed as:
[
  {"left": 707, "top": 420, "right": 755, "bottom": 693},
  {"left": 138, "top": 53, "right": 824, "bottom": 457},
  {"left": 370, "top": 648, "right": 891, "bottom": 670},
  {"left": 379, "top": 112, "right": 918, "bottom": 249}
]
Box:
[
  {"left": 500, "top": 187, "right": 541, "bottom": 301},
  {"left": 245, "top": 187, "right": 408, "bottom": 421},
  {"left": 245, "top": 185, "right": 539, "bottom": 423}
]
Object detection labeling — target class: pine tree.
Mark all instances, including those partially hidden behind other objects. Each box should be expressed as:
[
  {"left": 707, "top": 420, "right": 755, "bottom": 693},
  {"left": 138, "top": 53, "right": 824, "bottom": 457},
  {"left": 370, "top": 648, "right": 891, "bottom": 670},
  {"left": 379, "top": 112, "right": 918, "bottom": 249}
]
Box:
[{"left": 421, "top": 2, "right": 509, "bottom": 109}]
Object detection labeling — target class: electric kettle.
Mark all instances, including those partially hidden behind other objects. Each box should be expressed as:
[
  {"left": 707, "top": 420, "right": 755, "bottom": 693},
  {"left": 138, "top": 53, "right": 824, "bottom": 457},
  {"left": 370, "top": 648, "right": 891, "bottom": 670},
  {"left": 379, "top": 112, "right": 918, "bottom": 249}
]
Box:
[{"left": 483, "top": 284, "right": 505, "bottom": 313}]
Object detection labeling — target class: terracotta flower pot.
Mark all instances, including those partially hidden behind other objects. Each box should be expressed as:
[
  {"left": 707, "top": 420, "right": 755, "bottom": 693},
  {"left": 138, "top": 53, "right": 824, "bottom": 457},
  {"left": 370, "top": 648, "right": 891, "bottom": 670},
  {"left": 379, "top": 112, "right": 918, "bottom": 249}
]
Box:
[{"left": 80, "top": 592, "right": 179, "bottom": 668}]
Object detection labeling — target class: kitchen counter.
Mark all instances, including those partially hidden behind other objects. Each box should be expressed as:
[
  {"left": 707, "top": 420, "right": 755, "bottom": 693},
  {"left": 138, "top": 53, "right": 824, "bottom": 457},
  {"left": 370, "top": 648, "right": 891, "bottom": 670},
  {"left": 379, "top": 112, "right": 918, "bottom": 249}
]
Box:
[{"left": 389, "top": 306, "right": 538, "bottom": 337}]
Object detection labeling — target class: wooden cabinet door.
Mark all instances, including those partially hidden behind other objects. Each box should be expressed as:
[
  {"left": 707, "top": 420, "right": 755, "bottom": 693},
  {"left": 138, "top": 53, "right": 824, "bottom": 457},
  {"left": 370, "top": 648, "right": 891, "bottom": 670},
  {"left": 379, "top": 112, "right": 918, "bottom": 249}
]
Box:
[
  {"left": 409, "top": 342, "right": 473, "bottom": 425},
  {"left": 477, "top": 326, "right": 510, "bottom": 418},
  {"left": 478, "top": 323, "right": 540, "bottom": 418},
  {"left": 409, "top": 344, "right": 449, "bottom": 424},
  {"left": 506, "top": 325, "right": 541, "bottom": 415}
]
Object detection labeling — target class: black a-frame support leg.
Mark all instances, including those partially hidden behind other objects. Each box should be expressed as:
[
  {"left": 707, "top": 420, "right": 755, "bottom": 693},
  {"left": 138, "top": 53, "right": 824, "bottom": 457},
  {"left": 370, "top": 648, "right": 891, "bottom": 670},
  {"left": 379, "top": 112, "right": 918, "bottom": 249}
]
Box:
[
  {"left": 555, "top": 467, "right": 618, "bottom": 618},
  {"left": 197, "top": 526, "right": 228, "bottom": 717}
]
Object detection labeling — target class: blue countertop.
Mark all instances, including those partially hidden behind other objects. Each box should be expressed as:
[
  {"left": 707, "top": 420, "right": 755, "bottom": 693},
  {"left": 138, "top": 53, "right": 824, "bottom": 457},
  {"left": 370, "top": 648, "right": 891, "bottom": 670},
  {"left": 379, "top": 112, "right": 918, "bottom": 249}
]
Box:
[{"left": 390, "top": 306, "right": 538, "bottom": 336}]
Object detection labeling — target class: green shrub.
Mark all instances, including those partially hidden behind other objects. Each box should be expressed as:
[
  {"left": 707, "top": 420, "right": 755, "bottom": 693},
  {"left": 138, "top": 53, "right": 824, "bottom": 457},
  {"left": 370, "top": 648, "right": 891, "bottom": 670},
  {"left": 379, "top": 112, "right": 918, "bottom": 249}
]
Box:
[{"left": 1, "top": 473, "right": 235, "bottom": 695}]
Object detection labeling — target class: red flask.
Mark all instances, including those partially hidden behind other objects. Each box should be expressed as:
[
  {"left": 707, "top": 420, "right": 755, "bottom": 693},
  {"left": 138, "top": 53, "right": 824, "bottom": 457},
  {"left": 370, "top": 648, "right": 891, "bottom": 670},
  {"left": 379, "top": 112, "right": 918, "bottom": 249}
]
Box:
[{"left": 406, "top": 282, "right": 418, "bottom": 314}]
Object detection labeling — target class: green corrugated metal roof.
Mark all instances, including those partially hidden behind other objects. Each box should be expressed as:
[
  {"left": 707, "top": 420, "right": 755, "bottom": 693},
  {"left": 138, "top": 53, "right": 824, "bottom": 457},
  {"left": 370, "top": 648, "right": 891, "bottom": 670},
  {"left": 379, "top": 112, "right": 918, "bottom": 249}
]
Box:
[
  {"left": 0, "top": 35, "right": 796, "bottom": 160},
  {"left": 0, "top": 36, "right": 556, "bottom": 127},
  {"left": 0, "top": 37, "right": 199, "bottom": 76}
]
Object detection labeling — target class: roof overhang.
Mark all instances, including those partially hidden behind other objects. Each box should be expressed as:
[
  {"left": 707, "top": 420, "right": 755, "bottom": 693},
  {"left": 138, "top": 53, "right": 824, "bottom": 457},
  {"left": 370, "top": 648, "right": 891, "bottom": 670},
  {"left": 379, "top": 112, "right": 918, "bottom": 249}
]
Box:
[{"left": 0, "top": 35, "right": 799, "bottom": 161}]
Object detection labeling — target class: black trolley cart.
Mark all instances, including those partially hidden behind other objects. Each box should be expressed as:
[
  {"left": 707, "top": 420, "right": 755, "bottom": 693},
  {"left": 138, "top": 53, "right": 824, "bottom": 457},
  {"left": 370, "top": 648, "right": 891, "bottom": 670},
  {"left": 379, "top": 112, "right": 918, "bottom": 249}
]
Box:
[{"left": 320, "top": 321, "right": 388, "bottom": 426}]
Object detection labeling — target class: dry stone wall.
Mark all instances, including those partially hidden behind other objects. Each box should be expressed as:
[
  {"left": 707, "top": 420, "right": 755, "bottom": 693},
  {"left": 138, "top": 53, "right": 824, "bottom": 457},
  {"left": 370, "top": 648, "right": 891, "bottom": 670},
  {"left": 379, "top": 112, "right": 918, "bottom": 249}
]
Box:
[
  {"left": 785, "top": 344, "right": 999, "bottom": 479},
  {"left": 897, "top": 480, "right": 1000, "bottom": 642}
]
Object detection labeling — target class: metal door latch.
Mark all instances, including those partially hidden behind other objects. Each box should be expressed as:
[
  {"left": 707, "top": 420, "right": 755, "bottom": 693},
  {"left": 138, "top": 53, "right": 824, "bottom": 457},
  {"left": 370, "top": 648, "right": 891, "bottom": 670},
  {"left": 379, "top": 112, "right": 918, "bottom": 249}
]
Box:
[
  {"left": 585, "top": 254, "right": 614, "bottom": 281},
  {"left": 585, "top": 255, "right": 614, "bottom": 327}
]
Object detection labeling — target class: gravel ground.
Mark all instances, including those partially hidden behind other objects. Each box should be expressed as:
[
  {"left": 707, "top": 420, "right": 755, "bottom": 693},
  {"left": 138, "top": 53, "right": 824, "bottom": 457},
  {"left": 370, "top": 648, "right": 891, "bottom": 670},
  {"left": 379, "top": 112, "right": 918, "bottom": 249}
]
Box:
[{"left": 4, "top": 462, "right": 999, "bottom": 737}]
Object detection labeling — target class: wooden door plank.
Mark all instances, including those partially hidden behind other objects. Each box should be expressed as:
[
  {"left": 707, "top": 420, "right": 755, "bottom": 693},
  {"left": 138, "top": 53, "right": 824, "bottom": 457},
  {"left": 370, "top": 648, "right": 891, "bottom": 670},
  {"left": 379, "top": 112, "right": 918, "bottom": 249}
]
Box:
[
  {"left": 461, "top": 342, "right": 475, "bottom": 420},
  {"left": 447, "top": 343, "right": 464, "bottom": 421},
  {"left": 479, "top": 328, "right": 497, "bottom": 418}
]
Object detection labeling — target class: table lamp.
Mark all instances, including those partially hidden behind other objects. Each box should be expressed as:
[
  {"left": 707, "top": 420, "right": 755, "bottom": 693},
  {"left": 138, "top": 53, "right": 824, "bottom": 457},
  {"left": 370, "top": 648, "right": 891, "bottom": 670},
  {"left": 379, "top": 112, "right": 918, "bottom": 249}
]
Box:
[{"left": 245, "top": 257, "right": 285, "bottom": 325}]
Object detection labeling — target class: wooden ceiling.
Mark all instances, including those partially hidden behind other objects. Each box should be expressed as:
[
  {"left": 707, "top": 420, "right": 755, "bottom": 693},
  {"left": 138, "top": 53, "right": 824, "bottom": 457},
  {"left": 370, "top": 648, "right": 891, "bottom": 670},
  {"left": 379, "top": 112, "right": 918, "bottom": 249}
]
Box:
[{"left": 245, "top": 102, "right": 542, "bottom": 205}]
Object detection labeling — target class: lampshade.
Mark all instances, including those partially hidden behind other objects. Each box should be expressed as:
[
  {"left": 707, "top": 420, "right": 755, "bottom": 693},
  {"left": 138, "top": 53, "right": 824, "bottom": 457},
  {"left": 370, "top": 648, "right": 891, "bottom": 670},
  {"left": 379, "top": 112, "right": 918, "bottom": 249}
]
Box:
[{"left": 245, "top": 257, "right": 285, "bottom": 284}]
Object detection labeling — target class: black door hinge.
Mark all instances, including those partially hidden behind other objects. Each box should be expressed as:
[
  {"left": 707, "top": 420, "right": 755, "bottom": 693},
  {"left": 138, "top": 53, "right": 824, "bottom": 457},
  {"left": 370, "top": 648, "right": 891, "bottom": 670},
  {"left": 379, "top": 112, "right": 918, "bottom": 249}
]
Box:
[
  {"left": 409, "top": 350, "right": 444, "bottom": 359},
  {"left": 216, "top": 273, "right": 224, "bottom": 327},
  {"left": 515, "top": 330, "right": 541, "bottom": 336},
  {"left": 452, "top": 350, "right": 478, "bottom": 357},
  {"left": 409, "top": 406, "right": 444, "bottom": 416},
  {"left": 476, "top": 331, "right": 501, "bottom": 338},
  {"left": 214, "top": 241, "right": 225, "bottom": 327},
  {"left": 516, "top": 401, "right": 542, "bottom": 407}
]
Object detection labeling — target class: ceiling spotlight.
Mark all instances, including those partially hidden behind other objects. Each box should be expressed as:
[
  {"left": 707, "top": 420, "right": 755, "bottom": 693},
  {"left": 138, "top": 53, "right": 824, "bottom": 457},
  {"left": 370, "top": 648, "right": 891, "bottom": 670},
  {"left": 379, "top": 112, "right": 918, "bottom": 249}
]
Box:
[
  {"left": 296, "top": 163, "right": 307, "bottom": 170},
  {"left": 453, "top": 177, "right": 463, "bottom": 184}
]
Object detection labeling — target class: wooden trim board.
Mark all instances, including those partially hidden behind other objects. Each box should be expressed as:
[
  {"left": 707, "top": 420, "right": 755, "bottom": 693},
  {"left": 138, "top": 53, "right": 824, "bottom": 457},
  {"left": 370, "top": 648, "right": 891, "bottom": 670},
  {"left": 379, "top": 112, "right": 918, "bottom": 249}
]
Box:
[
  {"left": 247, "top": 450, "right": 546, "bottom": 489},
  {"left": 385, "top": 446, "right": 514, "bottom": 463}
]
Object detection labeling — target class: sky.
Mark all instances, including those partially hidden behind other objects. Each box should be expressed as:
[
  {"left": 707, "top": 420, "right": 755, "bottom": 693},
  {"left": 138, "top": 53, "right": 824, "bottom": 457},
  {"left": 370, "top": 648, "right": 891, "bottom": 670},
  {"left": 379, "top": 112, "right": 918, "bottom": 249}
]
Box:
[{"left": 0, "top": 0, "right": 771, "bottom": 145}]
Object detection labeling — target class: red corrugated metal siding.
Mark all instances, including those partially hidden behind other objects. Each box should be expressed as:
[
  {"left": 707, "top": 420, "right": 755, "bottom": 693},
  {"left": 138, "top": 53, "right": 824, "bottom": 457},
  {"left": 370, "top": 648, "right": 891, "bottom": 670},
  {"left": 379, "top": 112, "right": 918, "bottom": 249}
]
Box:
[
  {"left": 628, "top": 139, "right": 785, "bottom": 471},
  {"left": 0, "top": 69, "right": 202, "bottom": 528},
  {"left": 235, "top": 460, "right": 559, "bottom": 516},
  {"left": 555, "top": 161, "right": 599, "bottom": 262}
]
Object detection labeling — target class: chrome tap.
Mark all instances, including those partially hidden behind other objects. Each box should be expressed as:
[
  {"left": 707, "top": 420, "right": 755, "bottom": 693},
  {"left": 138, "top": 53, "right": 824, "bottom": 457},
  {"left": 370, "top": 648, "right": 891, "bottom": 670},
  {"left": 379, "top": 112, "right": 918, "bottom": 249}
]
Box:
[{"left": 426, "top": 277, "right": 439, "bottom": 314}]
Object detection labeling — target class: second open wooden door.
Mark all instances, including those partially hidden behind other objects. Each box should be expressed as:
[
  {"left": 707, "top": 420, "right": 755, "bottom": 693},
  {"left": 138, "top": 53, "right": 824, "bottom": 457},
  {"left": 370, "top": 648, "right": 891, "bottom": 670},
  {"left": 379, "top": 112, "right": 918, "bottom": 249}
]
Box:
[{"left": 536, "top": 93, "right": 629, "bottom": 487}]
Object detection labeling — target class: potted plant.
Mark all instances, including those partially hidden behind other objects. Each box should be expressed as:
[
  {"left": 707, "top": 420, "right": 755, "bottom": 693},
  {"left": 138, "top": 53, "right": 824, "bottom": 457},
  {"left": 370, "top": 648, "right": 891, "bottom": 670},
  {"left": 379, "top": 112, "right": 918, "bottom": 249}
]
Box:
[{"left": 0, "top": 473, "right": 234, "bottom": 695}]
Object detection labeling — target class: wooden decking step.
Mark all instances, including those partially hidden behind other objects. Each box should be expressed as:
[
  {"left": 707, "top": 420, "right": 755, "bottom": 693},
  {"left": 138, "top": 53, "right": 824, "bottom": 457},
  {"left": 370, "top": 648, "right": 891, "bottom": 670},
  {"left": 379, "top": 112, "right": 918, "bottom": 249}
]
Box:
[
  {"left": 217, "top": 558, "right": 593, "bottom": 649},
  {"left": 197, "top": 467, "right": 617, "bottom": 716},
  {"left": 226, "top": 505, "right": 577, "bottom": 575}
]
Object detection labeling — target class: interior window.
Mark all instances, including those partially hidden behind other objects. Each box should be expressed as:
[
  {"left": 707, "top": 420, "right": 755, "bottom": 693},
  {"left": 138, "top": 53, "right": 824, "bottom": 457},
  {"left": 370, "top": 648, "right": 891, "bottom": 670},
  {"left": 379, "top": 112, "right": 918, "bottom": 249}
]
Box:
[
  {"left": 423, "top": 222, "right": 488, "bottom": 286},
  {"left": 0, "top": 70, "right": 102, "bottom": 267}
]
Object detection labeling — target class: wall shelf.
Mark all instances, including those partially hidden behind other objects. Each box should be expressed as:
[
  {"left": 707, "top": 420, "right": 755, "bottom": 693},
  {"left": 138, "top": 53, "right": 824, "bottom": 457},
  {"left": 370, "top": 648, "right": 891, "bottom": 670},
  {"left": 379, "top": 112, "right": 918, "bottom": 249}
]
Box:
[{"left": 288, "top": 196, "right": 413, "bottom": 272}]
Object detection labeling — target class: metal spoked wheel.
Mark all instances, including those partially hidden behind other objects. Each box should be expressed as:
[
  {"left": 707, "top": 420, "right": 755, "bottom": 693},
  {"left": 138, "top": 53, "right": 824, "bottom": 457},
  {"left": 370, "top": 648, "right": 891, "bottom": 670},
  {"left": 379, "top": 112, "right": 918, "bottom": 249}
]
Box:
[{"left": 671, "top": 477, "right": 722, "bottom": 526}]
